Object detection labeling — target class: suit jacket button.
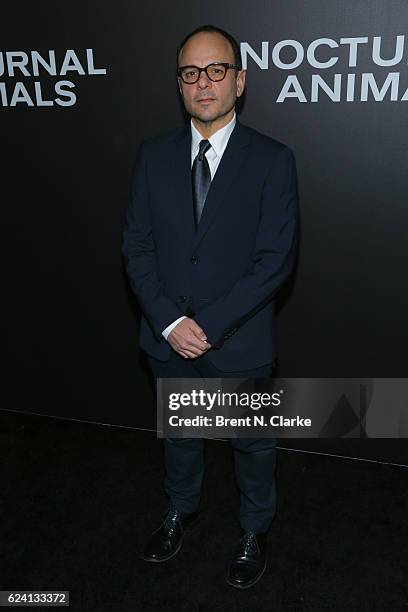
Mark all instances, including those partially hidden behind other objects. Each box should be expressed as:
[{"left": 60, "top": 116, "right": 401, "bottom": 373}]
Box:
[
  {"left": 190, "top": 256, "right": 198, "bottom": 264},
  {"left": 178, "top": 295, "right": 187, "bottom": 302}
]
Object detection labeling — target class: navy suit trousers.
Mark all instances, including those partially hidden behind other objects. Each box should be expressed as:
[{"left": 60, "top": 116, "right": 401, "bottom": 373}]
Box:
[{"left": 147, "top": 350, "right": 277, "bottom": 533}]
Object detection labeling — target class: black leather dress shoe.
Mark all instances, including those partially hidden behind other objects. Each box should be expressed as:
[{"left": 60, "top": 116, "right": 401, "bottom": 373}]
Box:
[
  {"left": 141, "top": 504, "right": 199, "bottom": 563},
  {"left": 226, "top": 529, "right": 268, "bottom": 589}
]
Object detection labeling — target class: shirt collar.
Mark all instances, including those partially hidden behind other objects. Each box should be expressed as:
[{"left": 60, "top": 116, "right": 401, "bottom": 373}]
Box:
[{"left": 190, "top": 111, "right": 236, "bottom": 157}]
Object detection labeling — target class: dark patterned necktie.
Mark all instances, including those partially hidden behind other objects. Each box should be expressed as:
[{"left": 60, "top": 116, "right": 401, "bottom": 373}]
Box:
[{"left": 192, "top": 139, "right": 212, "bottom": 228}]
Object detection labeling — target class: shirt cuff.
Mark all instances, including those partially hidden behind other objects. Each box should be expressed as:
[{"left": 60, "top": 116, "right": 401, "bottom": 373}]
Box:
[{"left": 162, "top": 316, "right": 187, "bottom": 340}]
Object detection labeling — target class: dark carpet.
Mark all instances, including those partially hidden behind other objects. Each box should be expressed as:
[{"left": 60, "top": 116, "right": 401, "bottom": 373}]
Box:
[{"left": 1, "top": 409, "right": 407, "bottom": 611}]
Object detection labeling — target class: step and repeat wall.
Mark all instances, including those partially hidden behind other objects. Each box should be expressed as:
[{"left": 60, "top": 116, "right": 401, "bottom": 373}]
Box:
[{"left": 2, "top": 1, "right": 407, "bottom": 462}]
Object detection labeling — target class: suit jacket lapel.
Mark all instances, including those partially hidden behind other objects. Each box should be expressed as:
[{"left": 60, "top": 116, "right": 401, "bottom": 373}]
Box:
[{"left": 171, "top": 124, "right": 195, "bottom": 236}]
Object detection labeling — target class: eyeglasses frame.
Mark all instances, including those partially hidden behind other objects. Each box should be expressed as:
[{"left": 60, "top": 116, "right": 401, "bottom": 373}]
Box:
[{"left": 177, "top": 62, "right": 241, "bottom": 84}]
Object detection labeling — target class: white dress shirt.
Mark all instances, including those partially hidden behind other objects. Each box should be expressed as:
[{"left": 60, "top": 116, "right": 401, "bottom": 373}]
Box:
[{"left": 162, "top": 111, "right": 237, "bottom": 340}]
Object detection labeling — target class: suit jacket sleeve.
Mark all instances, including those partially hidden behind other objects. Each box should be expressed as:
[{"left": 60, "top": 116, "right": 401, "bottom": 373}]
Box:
[
  {"left": 121, "top": 141, "right": 183, "bottom": 341},
  {"left": 194, "top": 146, "right": 299, "bottom": 349}
]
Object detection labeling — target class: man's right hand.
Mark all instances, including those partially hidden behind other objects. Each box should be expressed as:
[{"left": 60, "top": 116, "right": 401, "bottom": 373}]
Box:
[{"left": 167, "top": 318, "right": 211, "bottom": 359}]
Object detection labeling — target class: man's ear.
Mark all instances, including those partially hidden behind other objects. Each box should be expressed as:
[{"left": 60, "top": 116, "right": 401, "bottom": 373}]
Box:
[
  {"left": 236, "top": 69, "right": 246, "bottom": 98},
  {"left": 177, "top": 77, "right": 183, "bottom": 95}
]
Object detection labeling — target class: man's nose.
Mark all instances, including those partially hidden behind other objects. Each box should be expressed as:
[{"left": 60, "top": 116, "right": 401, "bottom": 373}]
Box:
[{"left": 197, "top": 70, "right": 212, "bottom": 88}]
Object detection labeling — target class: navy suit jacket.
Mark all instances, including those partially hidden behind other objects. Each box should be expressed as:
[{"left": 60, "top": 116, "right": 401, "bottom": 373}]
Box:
[{"left": 122, "top": 119, "right": 299, "bottom": 371}]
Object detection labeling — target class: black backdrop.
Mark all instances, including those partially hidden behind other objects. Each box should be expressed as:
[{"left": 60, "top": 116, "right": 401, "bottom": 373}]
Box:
[{"left": 2, "top": 1, "right": 407, "bottom": 463}]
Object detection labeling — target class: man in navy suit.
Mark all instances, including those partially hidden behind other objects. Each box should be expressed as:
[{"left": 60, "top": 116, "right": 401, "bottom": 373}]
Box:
[{"left": 122, "top": 24, "right": 299, "bottom": 589}]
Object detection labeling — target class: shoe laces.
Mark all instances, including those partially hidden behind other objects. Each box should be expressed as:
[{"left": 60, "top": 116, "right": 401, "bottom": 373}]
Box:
[
  {"left": 240, "top": 530, "right": 259, "bottom": 556},
  {"left": 163, "top": 506, "right": 181, "bottom": 537}
]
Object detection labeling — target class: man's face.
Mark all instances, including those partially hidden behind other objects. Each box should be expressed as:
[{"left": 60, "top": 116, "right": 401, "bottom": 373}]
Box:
[{"left": 177, "top": 31, "right": 246, "bottom": 125}]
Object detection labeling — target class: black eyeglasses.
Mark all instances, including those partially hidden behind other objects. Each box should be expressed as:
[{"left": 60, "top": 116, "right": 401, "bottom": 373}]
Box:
[{"left": 177, "top": 62, "right": 240, "bottom": 84}]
